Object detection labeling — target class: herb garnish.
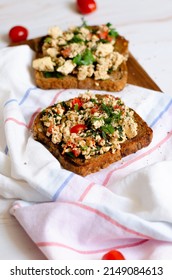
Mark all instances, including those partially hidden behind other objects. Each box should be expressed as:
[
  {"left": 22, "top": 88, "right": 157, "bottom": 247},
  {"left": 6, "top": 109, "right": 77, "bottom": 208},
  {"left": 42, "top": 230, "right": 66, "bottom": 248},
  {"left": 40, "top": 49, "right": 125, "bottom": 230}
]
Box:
[
  {"left": 69, "top": 35, "right": 84, "bottom": 44},
  {"left": 106, "top": 22, "right": 119, "bottom": 38},
  {"left": 73, "top": 49, "right": 95, "bottom": 66},
  {"left": 101, "top": 124, "right": 115, "bottom": 135},
  {"left": 44, "top": 71, "right": 64, "bottom": 78},
  {"left": 44, "top": 37, "right": 52, "bottom": 44}
]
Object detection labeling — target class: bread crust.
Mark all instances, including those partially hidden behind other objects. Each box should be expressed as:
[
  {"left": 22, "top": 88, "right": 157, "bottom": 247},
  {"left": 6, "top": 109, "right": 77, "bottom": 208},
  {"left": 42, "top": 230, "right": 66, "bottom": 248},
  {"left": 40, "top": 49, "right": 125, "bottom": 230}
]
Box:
[
  {"left": 34, "top": 61, "right": 128, "bottom": 92},
  {"left": 32, "top": 96, "right": 153, "bottom": 176},
  {"left": 33, "top": 30, "right": 129, "bottom": 92}
]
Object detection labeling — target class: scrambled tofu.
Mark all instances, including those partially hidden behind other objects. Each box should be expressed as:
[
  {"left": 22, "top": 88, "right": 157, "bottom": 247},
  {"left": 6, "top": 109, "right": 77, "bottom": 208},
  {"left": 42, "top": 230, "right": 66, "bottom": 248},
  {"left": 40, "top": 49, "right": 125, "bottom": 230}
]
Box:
[
  {"left": 40, "top": 92, "right": 138, "bottom": 159},
  {"left": 32, "top": 57, "right": 55, "bottom": 72},
  {"left": 32, "top": 23, "right": 127, "bottom": 80},
  {"left": 57, "top": 60, "right": 76, "bottom": 75}
]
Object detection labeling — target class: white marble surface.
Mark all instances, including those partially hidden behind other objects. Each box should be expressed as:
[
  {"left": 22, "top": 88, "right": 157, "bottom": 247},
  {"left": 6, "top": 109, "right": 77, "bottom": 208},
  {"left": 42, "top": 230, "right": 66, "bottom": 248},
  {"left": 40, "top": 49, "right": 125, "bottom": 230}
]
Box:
[{"left": 0, "top": 0, "right": 172, "bottom": 259}]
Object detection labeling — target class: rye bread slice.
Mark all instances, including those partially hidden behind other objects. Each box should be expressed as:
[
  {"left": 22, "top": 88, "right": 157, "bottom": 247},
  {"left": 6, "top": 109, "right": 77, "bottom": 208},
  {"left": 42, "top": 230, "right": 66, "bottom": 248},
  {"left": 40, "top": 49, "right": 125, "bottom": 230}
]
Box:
[
  {"left": 33, "top": 26, "right": 129, "bottom": 92},
  {"left": 34, "top": 61, "right": 127, "bottom": 92},
  {"left": 32, "top": 94, "right": 153, "bottom": 176}
]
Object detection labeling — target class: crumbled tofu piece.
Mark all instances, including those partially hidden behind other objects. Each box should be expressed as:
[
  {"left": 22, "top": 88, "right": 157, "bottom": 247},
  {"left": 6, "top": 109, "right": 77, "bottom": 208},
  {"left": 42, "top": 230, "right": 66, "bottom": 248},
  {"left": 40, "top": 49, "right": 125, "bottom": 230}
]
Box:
[
  {"left": 87, "top": 35, "right": 99, "bottom": 49},
  {"left": 77, "top": 65, "right": 94, "bottom": 80},
  {"left": 68, "top": 43, "right": 86, "bottom": 58},
  {"left": 124, "top": 122, "right": 137, "bottom": 138},
  {"left": 46, "top": 47, "right": 59, "bottom": 58},
  {"left": 48, "top": 26, "right": 63, "bottom": 39},
  {"left": 91, "top": 35, "right": 99, "bottom": 42},
  {"left": 66, "top": 111, "right": 79, "bottom": 122},
  {"left": 98, "top": 138, "right": 106, "bottom": 146},
  {"left": 51, "top": 126, "right": 62, "bottom": 144},
  {"left": 92, "top": 118, "right": 105, "bottom": 129},
  {"left": 82, "top": 101, "right": 94, "bottom": 109},
  {"left": 79, "top": 27, "right": 90, "bottom": 40},
  {"left": 57, "top": 60, "right": 76, "bottom": 75},
  {"left": 96, "top": 56, "right": 113, "bottom": 70},
  {"left": 32, "top": 57, "right": 55, "bottom": 72},
  {"left": 51, "top": 39, "right": 59, "bottom": 48},
  {"left": 56, "top": 37, "right": 67, "bottom": 45},
  {"left": 100, "top": 146, "right": 111, "bottom": 154},
  {"left": 55, "top": 103, "right": 65, "bottom": 116},
  {"left": 79, "top": 92, "right": 93, "bottom": 101},
  {"left": 80, "top": 27, "right": 90, "bottom": 36},
  {"left": 94, "top": 64, "right": 110, "bottom": 80},
  {"left": 64, "top": 32, "right": 74, "bottom": 41},
  {"left": 95, "top": 43, "right": 114, "bottom": 57},
  {"left": 123, "top": 112, "right": 138, "bottom": 139},
  {"left": 55, "top": 56, "right": 65, "bottom": 66},
  {"left": 111, "top": 52, "right": 126, "bottom": 70},
  {"left": 61, "top": 126, "right": 71, "bottom": 142}
]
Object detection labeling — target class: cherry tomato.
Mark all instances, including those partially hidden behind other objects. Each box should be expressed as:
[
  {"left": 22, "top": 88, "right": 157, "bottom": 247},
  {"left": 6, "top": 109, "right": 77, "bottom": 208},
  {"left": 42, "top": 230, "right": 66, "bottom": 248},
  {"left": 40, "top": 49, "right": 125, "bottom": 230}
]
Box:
[
  {"left": 9, "top": 26, "right": 28, "bottom": 43},
  {"left": 77, "top": 0, "right": 97, "bottom": 14},
  {"left": 102, "top": 250, "right": 125, "bottom": 260},
  {"left": 70, "top": 124, "right": 87, "bottom": 134},
  {"left": 71, "top": 98, "right": 83, "bottom": 110}
]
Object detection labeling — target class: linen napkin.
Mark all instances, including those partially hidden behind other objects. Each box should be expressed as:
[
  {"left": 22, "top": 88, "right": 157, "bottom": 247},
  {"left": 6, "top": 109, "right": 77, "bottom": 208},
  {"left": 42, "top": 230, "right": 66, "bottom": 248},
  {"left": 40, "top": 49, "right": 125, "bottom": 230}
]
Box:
[{"left": 1, "top": 45, "right": 172, "bottom": 260}]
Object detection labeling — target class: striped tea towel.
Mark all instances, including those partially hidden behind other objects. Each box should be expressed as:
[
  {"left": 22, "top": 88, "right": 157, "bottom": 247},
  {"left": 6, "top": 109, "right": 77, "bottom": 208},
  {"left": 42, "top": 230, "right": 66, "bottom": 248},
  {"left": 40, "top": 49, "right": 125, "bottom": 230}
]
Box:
[{"left": 1, "top": 45, "right": 172, "bottom": 259}]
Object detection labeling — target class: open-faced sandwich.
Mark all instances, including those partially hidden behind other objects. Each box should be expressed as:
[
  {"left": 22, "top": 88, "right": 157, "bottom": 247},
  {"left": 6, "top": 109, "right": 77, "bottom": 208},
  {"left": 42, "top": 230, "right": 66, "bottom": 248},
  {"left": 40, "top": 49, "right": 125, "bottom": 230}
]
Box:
[
  {"left": 32, "top": 22, "right": 129, "bottom": 92},
  {"left": 32, "top": 92, "right": 153, "bottom": 176}
]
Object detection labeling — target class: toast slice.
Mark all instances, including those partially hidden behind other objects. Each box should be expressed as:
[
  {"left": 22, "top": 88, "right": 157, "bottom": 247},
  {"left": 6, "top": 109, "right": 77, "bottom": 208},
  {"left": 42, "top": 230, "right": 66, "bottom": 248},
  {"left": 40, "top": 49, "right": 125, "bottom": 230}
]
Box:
[
  {"left": 32, "top": 92, "right": 153, "bottom": 176},
  {"left": 32, "top": 23, "right": 129, "bottom": 92}
]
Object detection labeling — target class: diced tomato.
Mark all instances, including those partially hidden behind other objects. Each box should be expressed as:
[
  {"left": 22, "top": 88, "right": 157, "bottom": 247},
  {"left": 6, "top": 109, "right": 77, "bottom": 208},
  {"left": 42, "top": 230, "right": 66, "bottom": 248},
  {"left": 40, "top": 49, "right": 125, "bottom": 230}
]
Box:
[
  {"left": 99, "top": 31, "right": 108, "bottom": 40},
  {"left": 71, "top": 98, "right": 83, "bottom": 110},
  {"left": 61, "top": 47, "right": 71, "bottom": 58},
  {"left": 64, "top": 141, "right": 81, "bottom": 157},
  {"left": 90, "top": 106, "right": 98, "bottom": 114},
  {"left": 107, "top": 35, "right": 113, "bottom": 42},
  {"left": 47, "top": 123, "right": 53, "bottom": 134},
  {"left": 70, "top": 124, "right": 87, "bottom": 134},
  {"left": 71, "top": 149, "right": 81, "bottom": 157},
  {"left": 102, "top": 250, "right": 125, "bottom": 260},
  {"left": 114, "top": 105, "right": 120, "bottom": 110}
]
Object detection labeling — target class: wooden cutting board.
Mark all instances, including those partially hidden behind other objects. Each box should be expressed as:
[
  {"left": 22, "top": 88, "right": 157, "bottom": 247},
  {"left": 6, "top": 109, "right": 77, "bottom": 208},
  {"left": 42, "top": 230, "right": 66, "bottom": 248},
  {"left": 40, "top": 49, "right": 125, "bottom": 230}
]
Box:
[{"left": 10, "top": 37, "right": 162, "bottom": 92}]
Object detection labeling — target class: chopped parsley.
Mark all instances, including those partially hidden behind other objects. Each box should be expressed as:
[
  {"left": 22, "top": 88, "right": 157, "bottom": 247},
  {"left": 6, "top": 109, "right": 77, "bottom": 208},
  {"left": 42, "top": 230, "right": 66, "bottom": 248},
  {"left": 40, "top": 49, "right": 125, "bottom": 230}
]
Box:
[
  {"left": 106, "top": 22, "right": 119, "bottom": 37},
  {"left": 66, "top": 152, "right": 75, "bottom": 158},
  {"left": 106, "top": 22, "right": 112, "bottom": 28},
  {"left": 101, "top": 103, "right": 113, "bottom": 116},
  {"left": 44, "top": 37, "right": 52, "bottom": 44},
  {"left": 74, "top": 104, "right": 79, "bottom": 111},
  {"left": 101, "top": 124, "right": 115, "bottom": 135},
  {"left": 43, "top": 71, "right": 64, "bottom": 78},
  {"left": 108, "top": 28, "right": 118, "bottom": 38},
  {"left": 69, "top": 35, "right": 84, "bottom": 44},
  {"left": 73, "top": 49, "right": 95, "bottom": 66}
]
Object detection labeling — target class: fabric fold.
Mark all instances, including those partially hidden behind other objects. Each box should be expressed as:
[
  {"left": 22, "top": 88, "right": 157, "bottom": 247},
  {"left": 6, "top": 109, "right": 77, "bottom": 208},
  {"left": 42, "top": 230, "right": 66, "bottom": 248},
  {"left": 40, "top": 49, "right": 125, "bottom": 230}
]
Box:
[{"left": 1, "top": 45, "right": 172, "bottom": 259}]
